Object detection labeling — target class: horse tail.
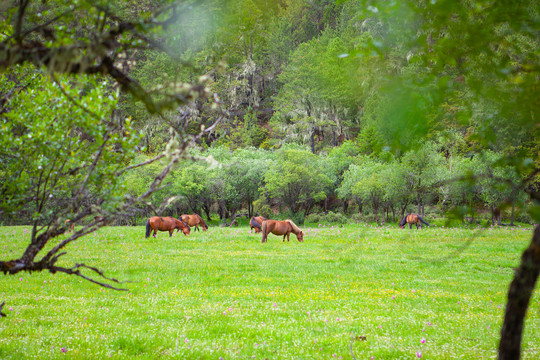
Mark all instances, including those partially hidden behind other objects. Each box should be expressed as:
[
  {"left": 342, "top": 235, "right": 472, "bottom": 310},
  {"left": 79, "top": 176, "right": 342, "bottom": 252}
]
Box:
[
  {"left": 261, "top": 220, "right": 268, "bottom": 242},
  {"left": 418, "top": 215, "right": 430, "bottom": 227},
  {"left": 145, "top": 220, "right": 151, "bottom": 238}
]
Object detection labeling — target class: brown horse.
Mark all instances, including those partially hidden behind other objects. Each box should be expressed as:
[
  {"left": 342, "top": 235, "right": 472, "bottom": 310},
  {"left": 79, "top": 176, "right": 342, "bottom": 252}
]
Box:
[
  {"left": 399, "top": 213, "right": 430, "bottom": 229},
  {"left": 64, "top": 219, "right": 75, "bottom": 232},
  {"left": 145, "top": 216, "right": 190, "bottom": 238},
  {"left": 180, "top": 214, "right": 208, "bottom": 231},
  {"left": 249, "top": 216, "right": 267, "bottom": 233},
  {"left": 261, "top": 219, "right": 304, "bottom": 243}
]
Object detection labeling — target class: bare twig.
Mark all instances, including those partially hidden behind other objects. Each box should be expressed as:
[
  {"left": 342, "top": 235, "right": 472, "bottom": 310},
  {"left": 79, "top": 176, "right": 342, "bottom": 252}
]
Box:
[
  {"left": 14, "top": 0, "right": 30, "bottom": 45},
  {"left": 0, "top": 302, "right": 6, "bottom": 318},
  {"left": 51, "top": 263, "right": 129, "bottom": 291},
  {"left": 119, "top": 153, "right": 166, "bottom": 174},
  {"left": 349, "top": 335, "right": 358, "bottom": 360}
]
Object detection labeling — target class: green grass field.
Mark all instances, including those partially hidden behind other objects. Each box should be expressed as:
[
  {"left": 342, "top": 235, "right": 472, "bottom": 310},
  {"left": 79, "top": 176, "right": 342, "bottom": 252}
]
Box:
[{"left": 1, "top": 223, "right": 539, "bottom": 359}]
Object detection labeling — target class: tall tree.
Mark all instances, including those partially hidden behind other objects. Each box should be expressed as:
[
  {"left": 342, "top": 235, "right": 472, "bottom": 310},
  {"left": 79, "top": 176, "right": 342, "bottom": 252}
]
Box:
[
  {"left": 0, "top": 1, "right": 221, "bottom": 296},
  {"left": 263, "top": 145, "right": 331, "bottom": 216},
  {"left": 401, "top": 142, "right": 444, "bottom": 216}
]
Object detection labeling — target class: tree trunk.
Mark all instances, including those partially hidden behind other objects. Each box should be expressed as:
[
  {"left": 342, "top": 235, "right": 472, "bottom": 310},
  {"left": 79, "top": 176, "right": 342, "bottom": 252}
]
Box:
[
  {"left": 324, "top": 197, "right": 328, "bottom": 214},
  {"left": 305, "top": 203, "right": 314, "bottom": 217},
  {"left": 373, "top": 208, "right": 379, "bottom": 224},
  {"left": 356, "top": 199, "right": 363, "bottom": 214},
  {"left": 498, "top": 225, "right": 540, "bottom": 359},
  {"left": 492, "top": 207, "right": 502, "bottom": 226},
  {"left": 400, "top": 199, "right": 410, "bottom": 218},
  {"left": 228, "top": 210, "right": 236, "bottom": 224},
  {"left": 343, "top": 200, "right": 349, "bottom": 214},
  {"left": 218, "top": 201, "right": 227, "bottom": 222},
  {"left": 202, "top": 204, "right": 212, "bottom": 221},
  {"left": 510, "top": 203, "right": 515, "bottom": 226},
  {"left": 310, "top": 128, "right": 315, "bottom": 154},
  {"left": 372, "top": 197, "right": 380, "bottom": 224}
]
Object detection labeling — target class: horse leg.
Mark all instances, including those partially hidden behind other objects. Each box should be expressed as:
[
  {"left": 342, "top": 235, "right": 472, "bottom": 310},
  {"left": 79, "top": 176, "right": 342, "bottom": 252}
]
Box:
[
  {"left": 283, "top": 235, "right": 286, "bottom": 242},
  {"left": 287, "top": 233, "right": 290, "bottom": 242},
  {"left": 153, "top": 229, "right": 157, "bottom": 238},
  {"left": 409, "top": 223, "right": 412, "bottom": 229},
  {"left": 169, "top": 230, "right": 174, "bottom": 237}
]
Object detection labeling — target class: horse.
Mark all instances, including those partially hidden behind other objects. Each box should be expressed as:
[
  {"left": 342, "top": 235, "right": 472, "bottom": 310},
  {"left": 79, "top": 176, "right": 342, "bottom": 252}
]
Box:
[
  {"left": 180, "top": 213, "right": 208, "bottom": 231},
  {"left": 145, "top": 216, "right": 190, "bottom": 238},
  {"left": 64, "top": 219, "right": 75, "bottom": 232},
  {"left": 249, "top": 216, "right": 267, "bottom": 233},
  {"left": 261, "top": 219, "right": 304, "bottom": 243},
  {"left": 399, "top": 213, "right": 430, "bottom": 229}
]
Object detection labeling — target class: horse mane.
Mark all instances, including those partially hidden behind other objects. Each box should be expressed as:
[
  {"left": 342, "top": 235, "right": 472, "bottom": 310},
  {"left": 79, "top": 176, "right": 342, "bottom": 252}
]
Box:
[
  {"left": 285, "top": 219, "right": 302, "bottom": 234},
  {"left": 196, "top": 213, "right": 208, "bottom": 228},
  {"left": 179, "top": 219, "right": 190, "bottom": 232},
  {"left": 398, "top": 214, "right": 409, "bottom": 227},
  {"left": 250, "top": 217, "right": 261, "bottom": 229}
]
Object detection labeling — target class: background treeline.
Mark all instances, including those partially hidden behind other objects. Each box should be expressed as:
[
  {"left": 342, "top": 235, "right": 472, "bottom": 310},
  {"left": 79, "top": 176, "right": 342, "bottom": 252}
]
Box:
[
  {"left": 1, "top": 0, "right": 538, "bottom": 226},
  {"left": 117, "top": 138, "right": 531, "bottom": 226}
]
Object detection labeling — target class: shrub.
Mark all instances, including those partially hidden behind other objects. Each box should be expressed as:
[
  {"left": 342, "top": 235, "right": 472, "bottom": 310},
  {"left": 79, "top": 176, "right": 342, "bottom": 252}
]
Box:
[
  {"left": 350, "top": 212, "right": 364, "bottom": 223},
  {"left": 305, "top": 213, "right": 322, "bottom": 224},
  {"left": 279, "top": 210, "right": 305, "bottom": 225},
  {"left": 254, "top": 195, "right": 273, "bottom": 219},
  {"left": 306, "top": 212, "right": 348, "bottom": 224},
  {"left": 324, "top": 211, "right": 348, "bottom": 224},
  {"left": 512, "top": 210, "right": 533, "bottom": 224}
]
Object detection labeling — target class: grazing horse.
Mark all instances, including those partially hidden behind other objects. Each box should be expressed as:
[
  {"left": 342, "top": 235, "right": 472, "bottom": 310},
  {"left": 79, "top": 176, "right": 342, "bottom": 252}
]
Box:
[
  {"left": 64, "top": 219, "right": 75, "bottom": 232},
  {"left": 399, "top": 213, "right": 430, "bottom": 229},
  {"left": 145, "top": 216, "right": 190, "bottom": 238},
  {"left": 249, "top": 216, "right": 267, "bottom": 233},
  {"left": 180, "top": 213, "right": 208, "bottom": 231},
  {"left": 261, "top": 219, "right": 304, "bottom": 243}
]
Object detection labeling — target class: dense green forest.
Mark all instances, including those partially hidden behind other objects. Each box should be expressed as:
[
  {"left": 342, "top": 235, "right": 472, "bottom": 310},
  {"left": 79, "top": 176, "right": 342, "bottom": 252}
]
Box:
[{"left": 1, "top": 0, "right": 537, "bottom": 226}]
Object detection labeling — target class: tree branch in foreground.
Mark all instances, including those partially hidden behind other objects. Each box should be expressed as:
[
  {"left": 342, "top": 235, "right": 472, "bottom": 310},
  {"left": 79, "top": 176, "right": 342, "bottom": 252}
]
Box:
[
  {"left": 51, "top": 263, "right": 129, "bottom": 291},
  {"left": 498, "top": 224, "right": 540, "bottom": 359},
  {"left": 0, "top": 302, "right": 7, "bottom": 318}
]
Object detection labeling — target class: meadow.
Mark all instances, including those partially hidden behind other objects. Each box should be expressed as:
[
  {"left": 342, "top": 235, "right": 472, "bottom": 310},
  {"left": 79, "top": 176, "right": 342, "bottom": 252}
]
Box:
[{"left": 0, "top": 223, "right": 539, "bottom": 359}]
